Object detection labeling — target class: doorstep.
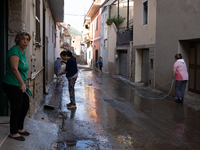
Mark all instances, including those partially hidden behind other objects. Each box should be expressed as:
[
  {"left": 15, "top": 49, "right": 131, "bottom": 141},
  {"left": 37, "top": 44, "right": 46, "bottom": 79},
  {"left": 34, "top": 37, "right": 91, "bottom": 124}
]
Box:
[
  {"left": 0, "top": 116, "right": 9, "bottom": 148},
  {"left": 184, "top": 91, "right": 200, "bottom": 110}
]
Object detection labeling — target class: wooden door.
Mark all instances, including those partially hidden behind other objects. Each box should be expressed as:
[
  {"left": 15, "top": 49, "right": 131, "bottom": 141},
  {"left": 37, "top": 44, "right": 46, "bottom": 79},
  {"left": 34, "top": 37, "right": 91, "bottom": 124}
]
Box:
[
  {"left": 142, "top": 49, "right": 149, "bottom": 84},
  {"left": 189, "top": 42, "right": 200, "bottom": 94}
]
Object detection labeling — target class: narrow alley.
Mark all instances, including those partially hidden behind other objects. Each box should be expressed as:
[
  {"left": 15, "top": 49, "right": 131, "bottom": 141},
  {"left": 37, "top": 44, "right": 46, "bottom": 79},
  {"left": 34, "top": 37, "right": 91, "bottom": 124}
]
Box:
[
  {"left": 1, "top": 65, "right": 200, "bottom": 150},
  {"left": 1, "top": 0, "right": 200, "bottom": 150}
]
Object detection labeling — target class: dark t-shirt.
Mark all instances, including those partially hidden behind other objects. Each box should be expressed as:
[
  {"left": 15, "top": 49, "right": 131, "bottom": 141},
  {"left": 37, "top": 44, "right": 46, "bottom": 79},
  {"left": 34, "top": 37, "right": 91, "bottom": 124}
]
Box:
[{"left": 65, "top": 57, "right": 78, "bottom": 78}]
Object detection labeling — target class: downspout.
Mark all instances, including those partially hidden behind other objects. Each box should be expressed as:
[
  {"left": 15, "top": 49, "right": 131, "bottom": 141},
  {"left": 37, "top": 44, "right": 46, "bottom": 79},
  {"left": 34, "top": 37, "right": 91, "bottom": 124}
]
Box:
[
  {"left": 117, "top": 0, "right": 119, "bottom": 31},
  {"left": 43, "top": 0, "right": 46, "bottom": 93},
  {"left": 127, "top": 0, "right": 129, "bottom": 29}
]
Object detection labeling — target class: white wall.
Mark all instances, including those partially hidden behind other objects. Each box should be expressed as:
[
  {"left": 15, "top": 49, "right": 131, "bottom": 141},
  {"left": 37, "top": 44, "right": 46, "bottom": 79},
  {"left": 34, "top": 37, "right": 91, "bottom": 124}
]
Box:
[
  {"left": 55, "top": 23, "right": 61, "bottom": 59},
  {"left": 100, "top": 7, "right": 109, "bottom": 73},
  {"left": 71, "top": 36, "right": 81, "bottom": 55},
  {"left": 45, "top": 1, "right": 56, "bottom": 88}
]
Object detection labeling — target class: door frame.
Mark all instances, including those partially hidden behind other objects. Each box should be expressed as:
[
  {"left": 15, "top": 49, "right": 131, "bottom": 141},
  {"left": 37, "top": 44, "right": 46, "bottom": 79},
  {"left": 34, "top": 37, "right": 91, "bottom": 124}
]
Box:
[
  {"left": 0, "top": 0, "right": 8, "bottom": 116},
  {"left": 95, "top": 49, "right": 98, "bottom": 68},
  {"left": 189, "top": 42, "right": 200, "bottom": 94},
  {"left": 141, "top": 49, "right": 149, "bottom": 84}
]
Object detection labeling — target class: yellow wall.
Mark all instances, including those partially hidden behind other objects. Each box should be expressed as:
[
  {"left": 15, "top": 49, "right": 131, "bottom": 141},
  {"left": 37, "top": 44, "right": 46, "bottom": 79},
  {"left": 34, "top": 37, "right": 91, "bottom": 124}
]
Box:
[{"left": 133, "top": 0, "right": 156, "bottom": 45}]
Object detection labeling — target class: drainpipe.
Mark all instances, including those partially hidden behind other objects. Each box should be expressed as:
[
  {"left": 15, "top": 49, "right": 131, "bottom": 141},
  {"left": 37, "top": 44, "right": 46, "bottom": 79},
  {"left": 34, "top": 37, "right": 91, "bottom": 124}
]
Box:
[
  {"left": 127, "top": 0, "right": 129, "bottom": 29},
  {"left": 43, "top": 0, "right": 46, "bottom": 93},
  {"left": 117, "top": 0, "right": 119, "bottom": 32}
]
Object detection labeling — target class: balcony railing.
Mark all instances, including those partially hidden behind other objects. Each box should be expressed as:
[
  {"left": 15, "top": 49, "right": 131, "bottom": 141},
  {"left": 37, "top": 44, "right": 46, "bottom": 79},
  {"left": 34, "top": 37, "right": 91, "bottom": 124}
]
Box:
[{"left": 117, "top": 28, "right": 133, "bottom": 45}]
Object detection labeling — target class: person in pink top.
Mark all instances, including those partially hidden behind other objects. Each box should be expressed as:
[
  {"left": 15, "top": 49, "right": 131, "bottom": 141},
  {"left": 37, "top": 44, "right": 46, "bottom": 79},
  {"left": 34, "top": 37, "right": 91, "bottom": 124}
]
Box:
[{"left": 172, "top": 53, "right": 188, "bottom": 103}]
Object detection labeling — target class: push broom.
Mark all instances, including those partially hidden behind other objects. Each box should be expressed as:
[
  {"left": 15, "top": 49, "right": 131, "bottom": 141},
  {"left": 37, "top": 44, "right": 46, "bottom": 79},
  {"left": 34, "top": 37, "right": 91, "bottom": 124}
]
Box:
[{"left": 44, "top": 65, "right": 62, "bottom": 110}]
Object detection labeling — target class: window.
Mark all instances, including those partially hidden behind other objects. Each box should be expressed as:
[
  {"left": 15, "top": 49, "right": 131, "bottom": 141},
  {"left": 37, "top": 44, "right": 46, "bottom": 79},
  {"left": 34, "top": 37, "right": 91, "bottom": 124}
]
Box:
[
  {"left": 143, "top": 0, "right": 148, "bottom": 25},
  {"left": 36, "top": 0, "right": 40, "bottom": 42},
  {"left": 96, "top": 18, "right": 98, "bottom": 30}
]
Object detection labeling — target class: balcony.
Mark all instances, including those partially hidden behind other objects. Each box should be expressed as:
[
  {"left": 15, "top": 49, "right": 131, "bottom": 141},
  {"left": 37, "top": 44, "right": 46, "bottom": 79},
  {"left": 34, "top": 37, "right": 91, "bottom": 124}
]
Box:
[
  {"left": 84, "top": 34, "right": 92, "bottom": 43},
  {"left": 117, "top": 28, "right": 133, "bottom": 45}
]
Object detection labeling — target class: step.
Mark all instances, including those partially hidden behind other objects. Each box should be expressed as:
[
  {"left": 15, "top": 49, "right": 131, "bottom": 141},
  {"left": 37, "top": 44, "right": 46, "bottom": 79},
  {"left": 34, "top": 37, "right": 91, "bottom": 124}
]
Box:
[{"left": 0, "top": 117, "right": 9, "bottom": 148}]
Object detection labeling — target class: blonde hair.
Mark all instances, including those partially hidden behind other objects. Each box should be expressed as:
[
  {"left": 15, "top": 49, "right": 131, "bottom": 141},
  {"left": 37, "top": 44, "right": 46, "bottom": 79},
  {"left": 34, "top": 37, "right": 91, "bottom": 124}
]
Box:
[{"left": 15, "top": 30, "right": 31, "bottom": 45}]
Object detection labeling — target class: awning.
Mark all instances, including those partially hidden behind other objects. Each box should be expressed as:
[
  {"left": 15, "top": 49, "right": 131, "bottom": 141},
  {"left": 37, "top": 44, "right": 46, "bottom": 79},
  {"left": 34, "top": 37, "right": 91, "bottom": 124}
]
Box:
[
  {"left": 101, "top": 0, "right": 117, "bottom": 7},
  {"left": 49, "top": 0, "right": 64, "bottom": 22}
]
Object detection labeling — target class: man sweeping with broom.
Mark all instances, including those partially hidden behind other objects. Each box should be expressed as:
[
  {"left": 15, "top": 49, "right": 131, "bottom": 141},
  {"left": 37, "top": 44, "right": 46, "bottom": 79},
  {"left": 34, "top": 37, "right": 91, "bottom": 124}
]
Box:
[{"left": 57, "top": 51, "right": 78, "bottom": 109}]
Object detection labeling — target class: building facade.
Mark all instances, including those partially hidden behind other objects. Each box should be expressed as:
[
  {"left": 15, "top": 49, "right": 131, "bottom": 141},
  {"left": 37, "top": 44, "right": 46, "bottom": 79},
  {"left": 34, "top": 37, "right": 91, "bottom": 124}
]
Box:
[
  {"left": 0, "top": 0, "right": 64, "bottom": 116},
  {"left": 132, "top": 0, "right": 200, "bottom": 97},
  {"left": 86, "top": 0, "right": 102, "bottom": 69}
]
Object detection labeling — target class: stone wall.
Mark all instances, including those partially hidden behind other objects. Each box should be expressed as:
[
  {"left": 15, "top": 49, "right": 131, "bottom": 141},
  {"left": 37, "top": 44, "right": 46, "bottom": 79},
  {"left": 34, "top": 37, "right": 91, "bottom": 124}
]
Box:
[
  {"left": 26, "top": 70, "right": 44, "bottom": 118},
  {"left": 8, "top": 0, "right": 26, "bottom": 49}
]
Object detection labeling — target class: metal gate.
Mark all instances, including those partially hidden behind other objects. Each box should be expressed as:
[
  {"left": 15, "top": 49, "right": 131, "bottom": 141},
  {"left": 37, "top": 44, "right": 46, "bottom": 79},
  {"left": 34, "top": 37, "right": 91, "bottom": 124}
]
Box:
[
  {"left": 142, "top": 49, "right": 149, "bottom": 84},
  {"left": 119, "top": 50, "right": 127, "bottom": 77},
  {"left": 189, "top": 42, "right": 200, "bottom": 94}
]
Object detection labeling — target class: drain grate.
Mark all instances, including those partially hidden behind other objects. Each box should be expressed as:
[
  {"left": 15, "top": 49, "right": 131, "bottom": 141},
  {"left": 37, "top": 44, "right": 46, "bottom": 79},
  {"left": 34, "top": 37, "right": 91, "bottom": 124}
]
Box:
[{"left": 57, "top": 140, "right": 99, "bottom": 150}]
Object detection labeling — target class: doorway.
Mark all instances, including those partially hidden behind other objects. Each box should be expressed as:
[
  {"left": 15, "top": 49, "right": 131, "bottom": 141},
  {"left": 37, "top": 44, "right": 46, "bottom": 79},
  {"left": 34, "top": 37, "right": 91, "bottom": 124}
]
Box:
[
  {"left": 119, "top": 50, "right": 127, "bottom": 77},
  {"left": 135, "top": 49, "right": 149, "bottom": 84},
  {"left": 142, "top": 49, "right": 149, "bottom": 84},
  {"left": 189, "top": 42, "right": 200, "bottom": 94},
  {"left": 0, "top": 0, "right": 8, "bottom": 116},
  {"left": 95, "top": 49, "right": 98, "bottom": 68}
]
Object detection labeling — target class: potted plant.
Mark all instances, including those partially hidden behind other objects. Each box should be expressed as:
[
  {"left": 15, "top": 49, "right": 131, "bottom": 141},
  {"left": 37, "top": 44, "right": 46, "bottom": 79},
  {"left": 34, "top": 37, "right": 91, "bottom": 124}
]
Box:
[
  {"left": 106, "top": 18, "right": 113, "bottom": 25},
  {"left": 106, "top": 15, "right": 125, "bottom": 26}
]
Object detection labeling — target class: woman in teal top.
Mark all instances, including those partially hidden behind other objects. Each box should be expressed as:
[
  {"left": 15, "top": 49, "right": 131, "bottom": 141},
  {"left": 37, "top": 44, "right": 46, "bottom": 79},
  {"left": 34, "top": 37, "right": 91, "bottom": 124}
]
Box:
[{"left": 2, "top": 30, "right": 31, "bottom": 141}]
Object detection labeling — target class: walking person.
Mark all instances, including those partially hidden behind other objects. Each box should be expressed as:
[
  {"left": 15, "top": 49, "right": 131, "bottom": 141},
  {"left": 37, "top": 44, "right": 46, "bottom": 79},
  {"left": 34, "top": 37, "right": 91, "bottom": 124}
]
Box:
[
  {"left": 97, "top": 56, "right": 103, "bottom": 73},
  {"left": 57, "top": 51, "right": 78, "bottom": 109},
  {"left": 2, "top": 30, "right": 31, "bottom": 141},
  {"left": 172, "top": 53, "right": 188, "bottom": 103}
]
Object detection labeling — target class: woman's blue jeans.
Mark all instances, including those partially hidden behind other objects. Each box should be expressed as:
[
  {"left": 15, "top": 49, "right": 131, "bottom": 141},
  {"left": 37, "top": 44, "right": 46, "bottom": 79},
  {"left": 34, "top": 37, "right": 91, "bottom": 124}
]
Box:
[{"left": 175, "top": 80, "right": 187, "bottom": 100}]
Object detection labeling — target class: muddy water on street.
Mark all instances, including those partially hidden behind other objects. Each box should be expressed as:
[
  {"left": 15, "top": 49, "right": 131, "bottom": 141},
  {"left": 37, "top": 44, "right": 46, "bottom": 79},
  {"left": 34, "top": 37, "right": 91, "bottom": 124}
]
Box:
[{"left": 57, "top": 66, "right": 200, "bottom": 150}]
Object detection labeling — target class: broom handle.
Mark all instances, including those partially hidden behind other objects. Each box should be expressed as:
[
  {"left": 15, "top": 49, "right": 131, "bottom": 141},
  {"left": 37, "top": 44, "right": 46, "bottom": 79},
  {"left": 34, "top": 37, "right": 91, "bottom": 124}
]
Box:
[{"left": 49, "top": 65, "right": 62, "bottom": 105}]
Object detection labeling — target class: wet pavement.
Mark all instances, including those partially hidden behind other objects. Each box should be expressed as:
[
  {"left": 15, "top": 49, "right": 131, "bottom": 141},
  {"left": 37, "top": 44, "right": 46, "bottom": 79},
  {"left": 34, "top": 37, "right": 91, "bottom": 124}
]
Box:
[
  {"left": 55, "top": 65, "right": 200, "bottom": 149},
  {"left": 1, "top": 65, "right": 200, "bottom": 150}
]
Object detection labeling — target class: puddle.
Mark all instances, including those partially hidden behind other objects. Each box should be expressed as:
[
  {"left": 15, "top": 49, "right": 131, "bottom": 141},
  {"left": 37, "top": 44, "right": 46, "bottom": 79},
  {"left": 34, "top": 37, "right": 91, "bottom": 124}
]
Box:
[{"left": 57, "top": 140, "right": 99, "bottom": 150}]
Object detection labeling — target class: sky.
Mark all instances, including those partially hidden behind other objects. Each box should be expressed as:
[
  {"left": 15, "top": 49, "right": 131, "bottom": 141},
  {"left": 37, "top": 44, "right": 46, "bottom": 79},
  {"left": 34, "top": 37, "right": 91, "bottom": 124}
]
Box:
[{"left": 64, "top": 0, "right": 93, "bottom": 32}]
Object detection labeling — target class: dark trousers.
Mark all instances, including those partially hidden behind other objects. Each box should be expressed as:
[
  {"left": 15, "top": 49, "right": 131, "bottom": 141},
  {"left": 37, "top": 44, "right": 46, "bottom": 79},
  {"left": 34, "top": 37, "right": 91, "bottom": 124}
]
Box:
[
  {"left": 175, "top": 80, "right": 187, "bottom": 100},
  {"left": 2, "top": 82, "right": 29, "bottom": 134}
]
